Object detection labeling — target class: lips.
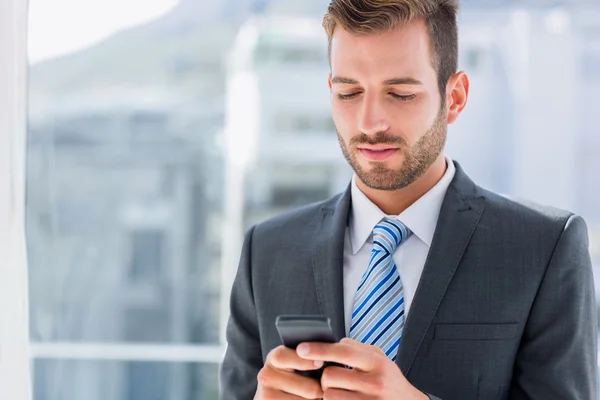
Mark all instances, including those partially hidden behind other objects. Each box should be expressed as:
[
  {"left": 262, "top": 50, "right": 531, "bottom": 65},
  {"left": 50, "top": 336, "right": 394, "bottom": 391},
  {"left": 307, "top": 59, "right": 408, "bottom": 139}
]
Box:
[{"left": 358, "top": 148, "right": 398, "bottom": 161}]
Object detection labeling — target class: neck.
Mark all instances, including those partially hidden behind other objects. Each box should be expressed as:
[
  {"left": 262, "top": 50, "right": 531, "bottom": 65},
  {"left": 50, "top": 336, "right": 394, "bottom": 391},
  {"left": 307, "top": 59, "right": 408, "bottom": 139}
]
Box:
[{"left": 356, "top": 155, "right": 448, "bottom": 216}]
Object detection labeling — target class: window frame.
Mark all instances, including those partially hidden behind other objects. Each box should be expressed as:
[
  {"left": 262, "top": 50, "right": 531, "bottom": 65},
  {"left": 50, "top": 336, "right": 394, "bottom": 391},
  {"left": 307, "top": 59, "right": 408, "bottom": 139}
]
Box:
[{"left": 0, "top": 0, "right": 33, "bottom": 397}]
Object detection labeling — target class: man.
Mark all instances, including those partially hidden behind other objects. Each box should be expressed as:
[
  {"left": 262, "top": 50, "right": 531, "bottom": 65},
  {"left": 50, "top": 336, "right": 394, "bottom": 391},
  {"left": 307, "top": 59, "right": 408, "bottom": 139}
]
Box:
[{"left": 220, "top": 0, "right": 598, "bottom": 399}]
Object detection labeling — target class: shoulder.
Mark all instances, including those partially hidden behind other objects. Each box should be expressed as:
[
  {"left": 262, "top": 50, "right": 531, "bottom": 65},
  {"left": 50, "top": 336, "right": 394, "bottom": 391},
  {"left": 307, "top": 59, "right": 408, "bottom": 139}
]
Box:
[
  {"left": 481, "top": 187, "right": 573, "bottom": 225},
  {"left": 476, "top": 186, "right": 586, "bottom": 245},
  {"left": 450, "top": 161, "right": 582, "bottom": 240}
]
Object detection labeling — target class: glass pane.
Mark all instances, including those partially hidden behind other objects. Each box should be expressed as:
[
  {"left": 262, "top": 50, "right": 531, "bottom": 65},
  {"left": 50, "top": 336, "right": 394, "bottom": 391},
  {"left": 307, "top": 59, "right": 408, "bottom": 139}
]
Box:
[
  {"left": 32, "top": 360, "right": 218, "bottom": 400},
  {"left": 26, "top": 0, "right": 226, "bottom": 344}
]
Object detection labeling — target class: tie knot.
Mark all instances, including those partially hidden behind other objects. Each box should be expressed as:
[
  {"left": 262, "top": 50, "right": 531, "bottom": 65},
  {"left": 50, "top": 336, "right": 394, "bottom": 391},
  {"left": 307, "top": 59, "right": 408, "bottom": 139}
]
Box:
[{"left": 372, "top": 218, "right": 411, "bottom": 254}]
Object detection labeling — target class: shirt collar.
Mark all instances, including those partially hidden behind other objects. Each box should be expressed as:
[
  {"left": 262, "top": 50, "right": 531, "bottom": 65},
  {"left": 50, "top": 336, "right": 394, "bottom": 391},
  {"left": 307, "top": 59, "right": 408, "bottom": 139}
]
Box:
[{"left": 349, "top": 157, "right": 456, "bottom": 254}]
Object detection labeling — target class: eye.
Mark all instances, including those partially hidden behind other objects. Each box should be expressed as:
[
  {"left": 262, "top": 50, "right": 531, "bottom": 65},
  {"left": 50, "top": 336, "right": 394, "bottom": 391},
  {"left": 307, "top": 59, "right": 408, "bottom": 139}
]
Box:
[
  {"left": 337, "top": 92, "right": 360, "bottom": 101},
  {"left": 390, "top": 93, "right": 416, "bottom": 101}
]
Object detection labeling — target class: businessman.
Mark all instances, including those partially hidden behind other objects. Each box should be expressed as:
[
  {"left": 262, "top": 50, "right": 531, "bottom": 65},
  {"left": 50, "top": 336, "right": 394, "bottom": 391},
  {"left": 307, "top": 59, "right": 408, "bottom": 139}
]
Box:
[{"left": 220, "top": 0, "right": 598, "bottom": 399}]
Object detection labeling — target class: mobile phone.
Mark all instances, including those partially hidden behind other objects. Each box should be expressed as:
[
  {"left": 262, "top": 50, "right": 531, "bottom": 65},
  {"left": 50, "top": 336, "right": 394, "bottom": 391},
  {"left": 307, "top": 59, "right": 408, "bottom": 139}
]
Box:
[{"left": 275, "top": 315, "right": 341, "bottom": 381}]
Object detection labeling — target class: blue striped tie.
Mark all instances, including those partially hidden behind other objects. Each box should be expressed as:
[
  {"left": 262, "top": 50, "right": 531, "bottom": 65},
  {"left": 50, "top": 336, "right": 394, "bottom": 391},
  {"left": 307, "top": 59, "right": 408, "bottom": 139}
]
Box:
[{"left": 349, "top": 218, "right": 411, "bottom": 361}]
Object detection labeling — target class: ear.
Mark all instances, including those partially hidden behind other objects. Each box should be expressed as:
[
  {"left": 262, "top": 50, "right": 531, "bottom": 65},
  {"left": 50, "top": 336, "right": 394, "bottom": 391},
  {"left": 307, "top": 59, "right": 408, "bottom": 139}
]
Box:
[
  {"left": 445, "top": 71, "right": 470, "bottom": 124},
  {"left": 328, "top": 73, "right": 333, "bottom": 90}
]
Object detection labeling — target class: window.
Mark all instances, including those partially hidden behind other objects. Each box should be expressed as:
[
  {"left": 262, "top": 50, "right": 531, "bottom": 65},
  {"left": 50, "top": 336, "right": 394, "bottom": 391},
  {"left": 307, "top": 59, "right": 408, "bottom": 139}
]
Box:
[
  {"left": 274, "top": 112, "right": 336, "bottom": 134},
  {"left": 128, "top": 111, "right": 169, "bottom": 143},
  {"left": 582, "top": 51, "right": 600, "bottom": 79},
  {"left": 32, "top": 360, "right": 218, "bottom": 400},
  {"left": 126, "top": 362, "right": 167, "bottom": 400},
  {"left": 254, "top": 26, "right": 327, "bottom": 67},
  {"left": 128, "top": 230, "right": 165, "bottom": 283},
  {"left": 271, "top": 186, "right": 330, "bottom": 208},
  {"left": 465, "top": 48, "right": 486, "bottom": 71},
  {"left": 16, "top": 1, "right": 600, "bottom": 400},
  {"left": 27, "top": 1, "right": 224, "bottom": 399},
  {"left": 255, "top": 43, "right": 326, "bottom": 65}
]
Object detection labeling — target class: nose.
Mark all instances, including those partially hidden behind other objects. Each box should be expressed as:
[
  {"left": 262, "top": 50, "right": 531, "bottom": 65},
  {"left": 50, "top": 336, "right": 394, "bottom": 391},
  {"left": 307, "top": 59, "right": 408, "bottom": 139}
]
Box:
[{"left": 357, "top": 93, "right": 390, "bottom": 136}]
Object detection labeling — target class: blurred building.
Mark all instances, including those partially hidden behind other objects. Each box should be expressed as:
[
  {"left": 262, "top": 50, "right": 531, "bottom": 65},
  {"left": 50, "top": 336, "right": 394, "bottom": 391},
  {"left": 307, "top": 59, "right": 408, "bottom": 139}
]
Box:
[
  {"left": 225, "top": 16, "right": 352, "bottom": 228},
  {"left": 27, "top": 101, "right": 221, "bottom": 399},
  {"left": 27, "top": 1, "right": 242, "bottom": 398}
]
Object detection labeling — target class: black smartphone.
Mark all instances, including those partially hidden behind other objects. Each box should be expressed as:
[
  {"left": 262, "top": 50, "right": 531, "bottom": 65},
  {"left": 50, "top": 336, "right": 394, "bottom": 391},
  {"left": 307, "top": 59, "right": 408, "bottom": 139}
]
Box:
[{"left": 275, "top": 315, "right": 341, "bottom": 381}]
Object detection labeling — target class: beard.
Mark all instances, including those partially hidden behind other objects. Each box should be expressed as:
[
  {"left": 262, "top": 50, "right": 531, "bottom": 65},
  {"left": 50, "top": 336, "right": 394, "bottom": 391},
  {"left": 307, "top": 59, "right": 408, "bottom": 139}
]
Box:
[{"left": 336, "top": 105, "right": 447, "bottom": 191}]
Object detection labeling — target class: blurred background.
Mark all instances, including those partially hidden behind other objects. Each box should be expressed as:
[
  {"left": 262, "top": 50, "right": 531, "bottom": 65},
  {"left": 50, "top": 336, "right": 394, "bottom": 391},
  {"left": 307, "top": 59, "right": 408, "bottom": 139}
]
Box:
[{"left": 26, "top": 0, "right": 600, "bottom": 399}]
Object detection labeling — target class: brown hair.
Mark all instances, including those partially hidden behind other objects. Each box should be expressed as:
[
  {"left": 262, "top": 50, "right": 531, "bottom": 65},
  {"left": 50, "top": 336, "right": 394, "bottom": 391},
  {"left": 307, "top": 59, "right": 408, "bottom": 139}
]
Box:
[{"left": 322, "top": 0, "right": 460, "bottom": 95}]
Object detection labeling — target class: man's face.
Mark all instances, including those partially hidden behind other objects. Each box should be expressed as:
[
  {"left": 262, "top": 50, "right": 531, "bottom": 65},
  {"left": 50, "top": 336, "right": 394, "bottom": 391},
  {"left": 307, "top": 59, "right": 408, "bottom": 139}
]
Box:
[{"left": 329, "top": 19, "right": 448, "bottom": 191}]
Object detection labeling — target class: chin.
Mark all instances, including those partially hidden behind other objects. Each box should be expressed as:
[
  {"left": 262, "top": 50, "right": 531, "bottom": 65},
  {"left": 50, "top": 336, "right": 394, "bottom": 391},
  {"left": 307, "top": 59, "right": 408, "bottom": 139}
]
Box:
[{"left": 362, "top": 160, "right": 404, "bottom": 173}]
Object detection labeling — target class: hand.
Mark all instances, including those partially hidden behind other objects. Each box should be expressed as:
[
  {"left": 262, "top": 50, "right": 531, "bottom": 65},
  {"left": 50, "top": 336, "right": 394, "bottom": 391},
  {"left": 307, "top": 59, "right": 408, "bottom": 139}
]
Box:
[
  {"left": 296, "top": 338, "right": 429, "bottom": 400},
  {"left": 255, "top": 345, "right": 325, "bottom": 399}
]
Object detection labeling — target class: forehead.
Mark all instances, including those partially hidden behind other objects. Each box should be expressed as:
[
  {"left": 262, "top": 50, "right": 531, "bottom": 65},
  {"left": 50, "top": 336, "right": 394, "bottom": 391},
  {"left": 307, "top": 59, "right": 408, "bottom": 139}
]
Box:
[{"left": 329, "top": 19, "right": 435, "bottom": 83}]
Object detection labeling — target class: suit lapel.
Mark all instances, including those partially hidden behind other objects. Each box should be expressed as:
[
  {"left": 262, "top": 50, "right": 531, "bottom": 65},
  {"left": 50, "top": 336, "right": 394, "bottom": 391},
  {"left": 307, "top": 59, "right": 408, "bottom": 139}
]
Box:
[
  {"left": 311, "top": 184, "right": 352, "bottom": 342},
  {"left": 396, "top": 163, "right": 486, "bottom": 375}
]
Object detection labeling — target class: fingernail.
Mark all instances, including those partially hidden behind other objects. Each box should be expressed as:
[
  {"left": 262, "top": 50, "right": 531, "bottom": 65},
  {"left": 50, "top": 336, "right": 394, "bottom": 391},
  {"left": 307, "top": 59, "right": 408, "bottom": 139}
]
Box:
[
  {"left": 297, "top": 343, "right": 310, "bottom": 357},
  {"left": 314, "top": 360, "right": 324, "bottom": 368}
]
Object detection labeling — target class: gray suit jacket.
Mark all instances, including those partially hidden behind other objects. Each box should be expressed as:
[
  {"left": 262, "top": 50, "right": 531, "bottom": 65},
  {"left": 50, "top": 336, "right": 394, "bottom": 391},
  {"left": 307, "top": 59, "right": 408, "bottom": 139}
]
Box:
[{"left": 220, "top": 161, "right": 598, "bottom": 400}]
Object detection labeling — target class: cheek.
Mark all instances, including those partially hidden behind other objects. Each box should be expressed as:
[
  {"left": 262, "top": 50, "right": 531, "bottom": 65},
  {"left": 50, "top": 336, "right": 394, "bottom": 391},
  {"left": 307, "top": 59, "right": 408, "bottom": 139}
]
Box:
[
  {"left": 393, "top": 101, "right": 438, "bottom": 142},
  {"left": 331, "top": 103, "right": 356, "bottom": 133},
  {"left": 395, "top": 108, "right": 426, "bottom": 131}
]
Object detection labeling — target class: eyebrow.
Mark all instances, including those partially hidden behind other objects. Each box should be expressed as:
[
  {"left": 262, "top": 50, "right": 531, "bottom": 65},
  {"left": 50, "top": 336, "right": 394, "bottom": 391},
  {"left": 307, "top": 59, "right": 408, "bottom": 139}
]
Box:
[
  {"left": 383, "top": 77, "right": 423, "bottom": 86},
  {"left": 330, "top": 76, "right": 359, "bottom": 84},
  {"left": 330, "top": 76, "right": 423, "bottom": 86}
]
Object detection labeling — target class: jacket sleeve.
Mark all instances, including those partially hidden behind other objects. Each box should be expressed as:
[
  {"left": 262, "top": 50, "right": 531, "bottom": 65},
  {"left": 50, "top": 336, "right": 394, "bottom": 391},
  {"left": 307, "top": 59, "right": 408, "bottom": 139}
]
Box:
[
  {"left": 508, "top": 215, "right": 598, "bottom": 399},
  {"left": 220, "top": 225, "right": 263, "bottom": 400}
]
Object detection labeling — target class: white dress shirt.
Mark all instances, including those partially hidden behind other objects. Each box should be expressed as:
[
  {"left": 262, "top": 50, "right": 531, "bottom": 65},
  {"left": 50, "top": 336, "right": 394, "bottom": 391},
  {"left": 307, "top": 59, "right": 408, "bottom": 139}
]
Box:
[{"left": 343, "top": 158, "right": 456, "bottom": 335}]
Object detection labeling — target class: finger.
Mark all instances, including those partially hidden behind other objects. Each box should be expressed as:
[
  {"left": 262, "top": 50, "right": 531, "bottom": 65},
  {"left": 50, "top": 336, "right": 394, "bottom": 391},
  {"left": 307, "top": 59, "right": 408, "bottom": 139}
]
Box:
[
  {"left": 258, "top": 365, "right": 324, "bottom": 399},
  {"left": 268, "top": 345, "right": 325, "bottom": 371},
  {"left": 260, "top": 386, "right": 319, "bottom": 400},
  {"left": 320, "top": 365, "right": 365, "bottom": 392},
  {"left": 297, "top": 341, "right": 380, "bottom": 371},
  {"left": 323, "top": 388, "right": 363, "bottom": 400},
  {"left": 340, "top": 338, "right": 386, "bottom": 355}
]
